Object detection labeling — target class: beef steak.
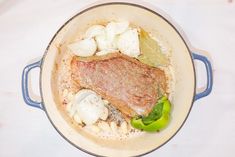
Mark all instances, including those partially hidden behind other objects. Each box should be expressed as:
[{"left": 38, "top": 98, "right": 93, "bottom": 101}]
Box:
[{"left": 71, "top": 53, "right": 166, "bottom": 117}]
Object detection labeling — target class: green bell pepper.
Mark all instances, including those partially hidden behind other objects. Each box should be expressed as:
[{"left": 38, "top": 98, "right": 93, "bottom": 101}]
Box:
[{"left": 130, "top": 96, "right": 171, "bottom": 132}]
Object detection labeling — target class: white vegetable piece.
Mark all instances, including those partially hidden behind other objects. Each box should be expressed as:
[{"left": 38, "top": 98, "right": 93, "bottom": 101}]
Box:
[
  {"left": 117, "top": 29, "right": 140, "bottom": 57},
  {"left": 69, "top": 89, "right": 94, "bottom": 116},
  {"left": 85, "top": 25, "right": 105, "bottom": 38},
  {"left": 67, "top": 38, "right": 97, "bottom": 57},
  {"left": 70, "top": 89, "right": 108, "bottom": 125},
  {"left": 76, "top": 94, "right": 105, "bottom": 125},
  {"left": 95, "top": 33, "right": 117, "bottom": 51},
  {"left": 106, "top": 21, "right": 129, "bottom": 38},
  {"left": 96, "top": 49, "right": 118, "bottom": 56},
  {"left": 95, "top": 21, "right": 128, "bottom": 51}
]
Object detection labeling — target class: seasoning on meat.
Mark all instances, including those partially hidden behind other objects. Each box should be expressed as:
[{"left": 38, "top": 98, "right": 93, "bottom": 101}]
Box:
[{"left": 71, "top": 53, "right": 167, "bottom": 117}]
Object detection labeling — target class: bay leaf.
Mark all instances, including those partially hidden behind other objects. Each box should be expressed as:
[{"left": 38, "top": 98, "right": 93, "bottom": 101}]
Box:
[{"left": 138, "top": 29, "right": 169, "bottom": 67}]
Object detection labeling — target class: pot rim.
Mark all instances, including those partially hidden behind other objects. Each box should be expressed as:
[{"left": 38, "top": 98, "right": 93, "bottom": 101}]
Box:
[{"left": 39, "top": 2, "right": 196, "bottom": 157}]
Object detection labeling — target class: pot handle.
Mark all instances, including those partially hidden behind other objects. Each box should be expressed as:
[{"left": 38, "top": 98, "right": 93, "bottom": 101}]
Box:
[
  {"left": 22, "top": 60, "right": 43, "bottom": 110},
  {"left": 192, "top": 53, "right": 213, "bottom": 101}
]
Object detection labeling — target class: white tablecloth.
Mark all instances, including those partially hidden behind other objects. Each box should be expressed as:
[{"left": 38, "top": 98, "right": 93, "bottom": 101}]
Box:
[{"left": 0, "top": 0, "right": 235, "bottom": 156}]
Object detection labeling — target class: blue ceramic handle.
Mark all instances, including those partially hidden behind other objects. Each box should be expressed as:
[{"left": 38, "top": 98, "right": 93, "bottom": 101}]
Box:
[
  {"left": 192, "top": 53, "right": 213, "bottom": 101},
  {"left": 22, "top": 60, "right": 43, "bottom": 110}
]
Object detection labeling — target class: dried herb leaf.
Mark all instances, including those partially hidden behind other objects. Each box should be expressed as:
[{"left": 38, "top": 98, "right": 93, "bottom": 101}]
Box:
[{"left": 137, "top": 29, "right": 169, "bottom": 67}]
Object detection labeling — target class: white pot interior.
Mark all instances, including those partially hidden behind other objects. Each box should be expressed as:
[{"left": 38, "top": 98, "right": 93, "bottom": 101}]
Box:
[{"left": 40, "top": 3, "right": 195, "bottom": 157}]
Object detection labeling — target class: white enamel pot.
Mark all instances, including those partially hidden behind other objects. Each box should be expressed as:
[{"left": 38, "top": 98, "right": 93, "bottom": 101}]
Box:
[{"left": 22, "top": 2, "right": 213, "bottom": 157}]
